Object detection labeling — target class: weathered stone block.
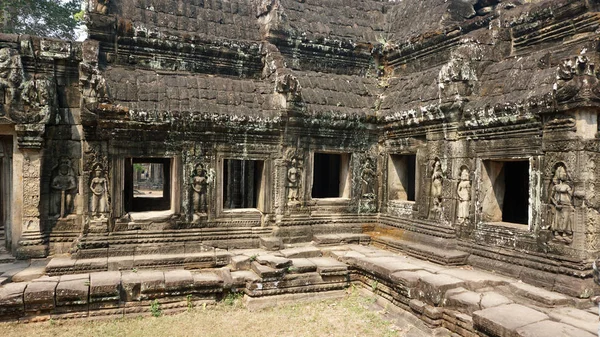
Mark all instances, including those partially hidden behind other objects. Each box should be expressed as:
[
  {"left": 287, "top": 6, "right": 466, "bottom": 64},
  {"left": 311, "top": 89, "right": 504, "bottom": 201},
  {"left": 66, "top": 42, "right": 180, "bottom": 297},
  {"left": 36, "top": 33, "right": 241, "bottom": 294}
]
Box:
[
  {"left": 89, "top": 271, "right": 121, "bottom": 309},
  {"left": 55, "top": 274, "right": 90, "bottom": 310},
  {"left": 289, "top": 258, "right": 317, "bottom": 273},
  {"left": 24, "top": 280, "right": 58, "bottom": 313},
  {"left": 416, "top": 274, "right": 465, "bottom": 306},
  {"left": 229, "top": 255, "right": 251, "bottom": 271},
  {"left": 279, "top": 246, "right": 321, "bottom": 258},
  {"left": 255, "top": 255, "right": 292, "bottom": 269},
  {"left": 515, "top": 320, "right": 595, "bottom": 337},
  {"left": 251, "top": 262, "right": 283, "bottom": 279},
  {"left": 192, "top": 272, "right": 224, "bottom": 293},
  {"left": 0, "top": 282, "right": 27, "bottom": 318},
  {"left": 509, "top": 282, "right": 572, "bottom": 306},
  {"left": 164, "top": 270, "right": 194, "bottom": 296},
  {"left": 473, "top": 304, "right": 549, "bottom": 337},
  {"left": 308, "top": 257, "right": 348, "bottom": 275}
]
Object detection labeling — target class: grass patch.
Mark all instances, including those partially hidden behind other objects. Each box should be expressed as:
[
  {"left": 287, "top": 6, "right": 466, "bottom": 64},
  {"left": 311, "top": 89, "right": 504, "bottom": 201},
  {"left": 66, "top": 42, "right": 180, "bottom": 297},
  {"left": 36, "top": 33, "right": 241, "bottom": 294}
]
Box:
[{"left": 0, "top": 290, "right": 410, "bottom": 337}]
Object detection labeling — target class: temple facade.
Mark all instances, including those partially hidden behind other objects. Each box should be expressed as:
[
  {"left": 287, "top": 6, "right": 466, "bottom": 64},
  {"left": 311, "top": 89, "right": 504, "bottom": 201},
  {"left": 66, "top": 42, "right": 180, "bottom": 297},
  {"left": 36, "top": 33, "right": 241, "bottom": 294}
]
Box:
[{"left": 0, "top": 0, "right": 599, "bottom": 298}]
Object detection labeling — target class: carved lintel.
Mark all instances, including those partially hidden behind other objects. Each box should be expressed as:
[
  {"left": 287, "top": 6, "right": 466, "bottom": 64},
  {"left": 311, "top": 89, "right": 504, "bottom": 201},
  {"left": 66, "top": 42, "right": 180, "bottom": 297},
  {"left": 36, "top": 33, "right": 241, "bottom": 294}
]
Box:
[{"left": 15, "top": 123, "right": 45, "bottom": 149}]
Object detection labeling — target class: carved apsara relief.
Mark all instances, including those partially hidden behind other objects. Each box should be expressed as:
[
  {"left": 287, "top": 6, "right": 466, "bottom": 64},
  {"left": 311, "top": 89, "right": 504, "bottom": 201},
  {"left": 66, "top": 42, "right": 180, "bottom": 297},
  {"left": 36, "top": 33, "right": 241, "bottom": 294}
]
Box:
[
  {"left": 360, "top": 157, "right": 376, "bottom": 199},
  {"left": 89, "top": 163, "right": 109, "bottom": 218},
  {"left": 429, "top": 158, "right": 443, "bottom": 219},
  {"left": 548, "top": 163, "right": 574, "bottom": 244},
  {"left": 191, "top": 163, "right": 209, "bottom": 214},
  {"left": 456, "top": 166, "right": 471, "bottom": 224},
  {"left": 287, "top": 157, "right": 302, "bottom": 204}
]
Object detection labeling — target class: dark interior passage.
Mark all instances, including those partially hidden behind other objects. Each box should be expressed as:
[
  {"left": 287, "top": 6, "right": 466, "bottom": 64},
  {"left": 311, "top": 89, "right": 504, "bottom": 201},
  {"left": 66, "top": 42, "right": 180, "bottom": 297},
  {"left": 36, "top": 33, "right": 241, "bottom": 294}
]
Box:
[
  {"left": 223, "top": 159, "right": 263, "bottom": 209},
  {"left": 405, "top": 155, "right": 416, "bottom": 201},
  {"left": 501, "top": 161, "right": 529, "bottom": 224},
  {"left": 312, "top": 153, "right": 341, "bottom": 198}
]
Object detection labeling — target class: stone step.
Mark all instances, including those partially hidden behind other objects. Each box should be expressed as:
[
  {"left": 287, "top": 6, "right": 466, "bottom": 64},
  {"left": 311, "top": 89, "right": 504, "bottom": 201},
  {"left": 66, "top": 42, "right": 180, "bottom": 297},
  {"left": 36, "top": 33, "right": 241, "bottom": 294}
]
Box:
[
  {"left": 508, "top": 281, "right": 573, "bottom": 307},
  {"left": 0, "top": 253, "right": 15, "bottom": 264},
  {"left": 313, "top": 233, "right": 371, "bottom": 246},
  {"left": 372, "top": 236, "right": 469, "bottom": 266},
  {"left": 46, "top": 250, "right": 233, "bottom": 276}
]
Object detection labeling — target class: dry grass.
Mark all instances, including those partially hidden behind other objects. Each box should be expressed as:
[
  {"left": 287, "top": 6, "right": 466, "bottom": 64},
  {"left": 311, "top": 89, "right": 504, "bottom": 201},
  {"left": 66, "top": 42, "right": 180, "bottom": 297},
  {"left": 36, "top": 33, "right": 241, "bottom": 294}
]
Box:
[{"left": 0, "top": 289, "right": 417, "bottom": 337}]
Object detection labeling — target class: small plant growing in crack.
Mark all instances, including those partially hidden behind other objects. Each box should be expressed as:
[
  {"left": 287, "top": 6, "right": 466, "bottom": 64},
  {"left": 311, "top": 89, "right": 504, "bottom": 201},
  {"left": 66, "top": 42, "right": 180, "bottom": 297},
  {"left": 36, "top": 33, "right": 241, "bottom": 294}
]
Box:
[
  {"left": 224, "top": 290, "right": 243, "bottom": 306},
  {"left": 249, "top": 254, "right": 258, "bottom": 262},
  {"left": 371, "top": 280, "right": 379, "bottom": 293},
  {"left": 186, "top": 294, "right": 194, "bottom": 311},
  {"left": 150, "top": 299, "right": 161, "bottom": 317}
]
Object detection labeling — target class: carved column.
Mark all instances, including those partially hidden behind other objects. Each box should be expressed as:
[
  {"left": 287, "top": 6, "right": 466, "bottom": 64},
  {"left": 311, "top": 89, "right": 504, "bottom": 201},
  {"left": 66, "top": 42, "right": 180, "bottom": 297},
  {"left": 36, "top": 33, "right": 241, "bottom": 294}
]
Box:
[{"left": 16, "top": 129, "right": 47, "bottom": 258}]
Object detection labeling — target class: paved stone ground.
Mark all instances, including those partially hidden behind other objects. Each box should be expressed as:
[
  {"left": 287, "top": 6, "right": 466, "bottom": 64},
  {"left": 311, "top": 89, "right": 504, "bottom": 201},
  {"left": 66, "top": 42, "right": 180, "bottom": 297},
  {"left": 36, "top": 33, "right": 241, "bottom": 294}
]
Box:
[{"left": 0, "top": 243, "right": 597, "bottom": 337}]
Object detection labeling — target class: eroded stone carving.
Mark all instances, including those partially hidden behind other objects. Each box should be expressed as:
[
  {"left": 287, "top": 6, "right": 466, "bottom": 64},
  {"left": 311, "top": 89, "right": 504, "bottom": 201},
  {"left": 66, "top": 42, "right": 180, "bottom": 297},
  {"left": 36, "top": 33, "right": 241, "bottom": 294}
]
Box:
[
  {"left": 80, "top": 61, "right": 109, "bottom": 104},
  {"left": 51, "top": 157, "right": 78, "bottom": 219},
  {"left": 15, "top": 77, "right": 55, "bottom": 124},
  {"left": 0, "top": 48, "right": 24, "bottom": 108},
  {"left": 429, "top": 158, "right": 443, "bottom": 219},
  {"left": 192, "top": 163, "right": 209, "bottom": 214},
  {"left": 89, "top": 0, "right": 109, "bottom": 15},
  {"left": 287, "top": 157, "right": 301, "bottom": 204},
  {"left": 554, "top": 55, "right": 600, "bottom": 104},
  {"left": 549, "top": 163, "right": 574, "bottom": 244},
  {"left": 90, "top": 163, "right": 108, "bottom": 218},
  {"left": 456, "top": 167, "right": 471, "bottom": 224},
  {"left": 361, "top": 157, "right": 376, "bottom": 199}
]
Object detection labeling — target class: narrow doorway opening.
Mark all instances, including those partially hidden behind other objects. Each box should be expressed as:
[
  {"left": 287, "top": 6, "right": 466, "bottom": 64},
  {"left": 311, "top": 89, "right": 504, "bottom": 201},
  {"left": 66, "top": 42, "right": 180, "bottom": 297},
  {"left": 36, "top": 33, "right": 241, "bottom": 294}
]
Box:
[{"left": 311, "top": 153, "right": 351, "bottom": 198}]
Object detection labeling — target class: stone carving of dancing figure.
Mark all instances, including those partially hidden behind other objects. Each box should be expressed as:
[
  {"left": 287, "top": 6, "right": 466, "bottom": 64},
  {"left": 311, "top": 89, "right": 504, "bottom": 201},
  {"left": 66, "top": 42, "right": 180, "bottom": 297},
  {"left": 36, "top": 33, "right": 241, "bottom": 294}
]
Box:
[
  {"left": 51, "top": 157, "right": 77, "bottom": 219},
  {"left": 287, "top": 158, "right": 301, "bottom": 203},
  {"left": 90, "top": 164, "right": 108, "bottom": 218},
  {"left": 430, "top": 159, "right": 443, "bottom": 217},
  {"left": 550, "top": 164, "right": 573, "bottom": 244},
  {"left": 361, "top": 158, "right": 376, "bottom": 198},
  {"left": 192, "top": 163, "right": 208, "bottom": 213},
  {"left": 456, "top": 168, "right": 471, "bottom": 224}
]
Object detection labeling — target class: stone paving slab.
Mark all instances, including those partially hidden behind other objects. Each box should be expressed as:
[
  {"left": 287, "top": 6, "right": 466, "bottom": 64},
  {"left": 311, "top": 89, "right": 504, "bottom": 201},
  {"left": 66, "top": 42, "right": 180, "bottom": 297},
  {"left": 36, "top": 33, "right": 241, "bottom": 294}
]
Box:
[
  {"left": 418, "top": 274, "right": 466, "bottom": 305},
  {"left": 12, "top": 260, "right": 49, "bottom": 282},
  {"left": 255, "top": 255, "right": 292, "bottom": 269},
  {"left": 289, "top": 258, "right": 317, "bottom": 273},
  {"left": 439, "top": 268, "right": 511, "bottom": 289},
  {"left": 473, "top": 304, "right": 550, "bottom": 337},
  {"left": 515, "top": 320, "right": 595, "bottom": 337},
  {"left": 307, "top": 257, "right": 348, "bottom": 275},
  {"left": 545, "top": 307, "right": 598, "bottom": 335},
  {"left": 508, "top": 282, "right": 573, "bottom": 307},
  {"left": 390, "top": 270, "right": 435, "bottom": 288},
  {"left": 279, "top": 246, "right": 322, "bottom": 259},
  {"left": 353, "top": 256, "right": 423, "bottom": 277}
]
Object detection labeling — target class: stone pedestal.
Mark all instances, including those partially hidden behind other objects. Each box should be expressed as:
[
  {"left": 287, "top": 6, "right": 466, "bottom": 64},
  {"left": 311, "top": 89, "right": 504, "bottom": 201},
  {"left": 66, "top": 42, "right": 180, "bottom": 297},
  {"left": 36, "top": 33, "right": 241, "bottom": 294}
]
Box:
[{"left": 88, "top": 219, "right": 108, "bottom": 233}]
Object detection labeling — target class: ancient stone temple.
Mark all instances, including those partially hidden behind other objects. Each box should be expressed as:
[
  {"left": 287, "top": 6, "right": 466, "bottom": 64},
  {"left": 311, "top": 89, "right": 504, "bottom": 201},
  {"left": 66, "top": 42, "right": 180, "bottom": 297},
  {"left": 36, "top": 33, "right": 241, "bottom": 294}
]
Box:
[{"left": 1, "top": 0, "right": 600, "bottom": 319}]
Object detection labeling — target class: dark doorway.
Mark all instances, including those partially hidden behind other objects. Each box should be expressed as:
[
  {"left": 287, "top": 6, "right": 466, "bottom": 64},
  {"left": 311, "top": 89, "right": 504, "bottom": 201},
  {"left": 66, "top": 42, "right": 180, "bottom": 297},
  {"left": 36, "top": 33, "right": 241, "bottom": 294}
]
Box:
[
  {"left": 0, "top": 137, "right": 11, "bottom": 254},
  {"left": 223, "top": 159, "right": 264, "bottom": 209},
  {"left": 501, "top": 161, "right": 529, "bottom": 224},
  {"left": 312, "top": 153, "right": 342, "bottom": 198}
]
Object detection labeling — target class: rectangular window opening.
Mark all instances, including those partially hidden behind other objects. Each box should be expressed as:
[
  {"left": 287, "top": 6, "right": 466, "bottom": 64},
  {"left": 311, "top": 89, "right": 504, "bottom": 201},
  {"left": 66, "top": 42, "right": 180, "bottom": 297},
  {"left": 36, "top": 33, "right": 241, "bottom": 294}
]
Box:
[
  {"left": 125, "top": 158, "right": 171, "bottom": 212},
  {"left": 388, "top": 154, "right": 417, "bottom": 201},
  {"left": 223, "top": 159, "right": 265, "bottom": 209},
  {"left": 312, "top": 153, "right": 351, "bottom": 199},
  {"left": 482, "top": 160, "right": 529, "bottom": 225}
]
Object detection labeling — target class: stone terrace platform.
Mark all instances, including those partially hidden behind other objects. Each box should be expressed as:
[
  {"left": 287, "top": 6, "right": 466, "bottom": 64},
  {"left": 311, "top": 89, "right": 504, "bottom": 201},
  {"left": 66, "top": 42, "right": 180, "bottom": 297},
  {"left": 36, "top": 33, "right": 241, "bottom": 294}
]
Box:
[{"left": 0, "top": 243, "right": 597, "bottom": 337}]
